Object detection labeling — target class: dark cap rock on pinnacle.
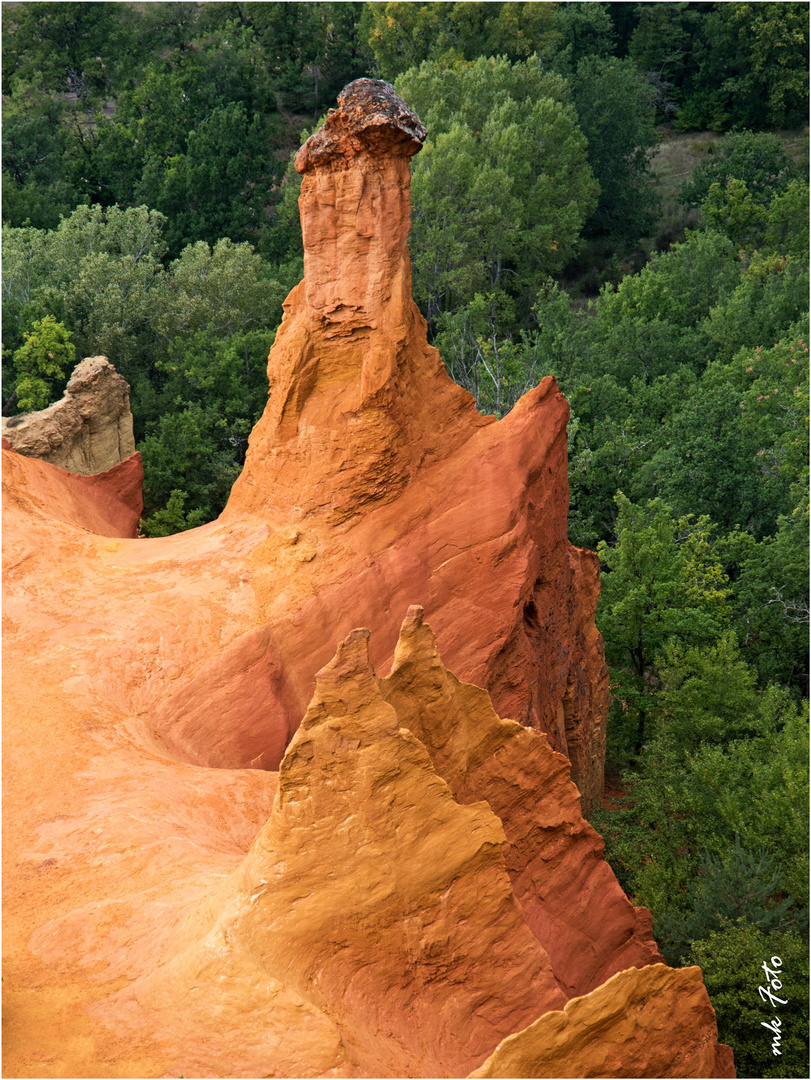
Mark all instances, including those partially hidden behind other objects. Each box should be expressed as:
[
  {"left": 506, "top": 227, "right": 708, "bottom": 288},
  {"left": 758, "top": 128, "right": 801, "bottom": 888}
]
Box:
[{"left": 294, "top": 79, "right": 427, "bottom": 174}]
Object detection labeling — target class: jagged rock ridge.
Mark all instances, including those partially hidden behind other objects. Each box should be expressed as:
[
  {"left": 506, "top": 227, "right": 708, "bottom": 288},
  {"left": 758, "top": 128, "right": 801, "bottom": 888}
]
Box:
[{"left": 97, "top": 609, "right": 731, "bottom": 1078}]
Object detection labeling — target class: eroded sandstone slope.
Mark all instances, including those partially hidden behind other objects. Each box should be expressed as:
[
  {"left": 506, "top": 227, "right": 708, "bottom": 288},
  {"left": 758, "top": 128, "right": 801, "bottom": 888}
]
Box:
[{"left": 56, "top": 608, "right": 728, "bottom": 1079}]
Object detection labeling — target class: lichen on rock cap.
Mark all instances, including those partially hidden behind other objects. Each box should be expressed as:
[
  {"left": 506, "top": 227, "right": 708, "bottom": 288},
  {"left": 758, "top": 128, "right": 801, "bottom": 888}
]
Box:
[{"left": 294, "top": 78, "right": 427, "bottom": 173}]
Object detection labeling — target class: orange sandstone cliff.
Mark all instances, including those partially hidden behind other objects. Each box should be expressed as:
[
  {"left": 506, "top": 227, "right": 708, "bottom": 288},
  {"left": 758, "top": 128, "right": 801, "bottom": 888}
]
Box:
[{"left": 2, "top": 80, "right": 733, "bottom": 1079}]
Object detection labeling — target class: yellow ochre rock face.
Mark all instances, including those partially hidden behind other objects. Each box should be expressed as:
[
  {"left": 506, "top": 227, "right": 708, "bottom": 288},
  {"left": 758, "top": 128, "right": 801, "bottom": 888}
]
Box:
[
  {"left": 2, "top": 355, "right": 136, "bottom": 476},
  {"left": 99, "top": 609, "right": 730, "bottom": 1079},
  {"left": 470, "top": 963, "right": 736, "bottom": 1079}
]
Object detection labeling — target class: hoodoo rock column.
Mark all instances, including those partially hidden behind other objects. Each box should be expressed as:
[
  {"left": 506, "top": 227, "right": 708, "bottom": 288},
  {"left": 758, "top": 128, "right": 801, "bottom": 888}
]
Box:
[
  {"left": 225, "top": 80, "right": 609, "bottom": 805},
  {"left": 226, "top": 79, "right": 488, "bottom": 525}
]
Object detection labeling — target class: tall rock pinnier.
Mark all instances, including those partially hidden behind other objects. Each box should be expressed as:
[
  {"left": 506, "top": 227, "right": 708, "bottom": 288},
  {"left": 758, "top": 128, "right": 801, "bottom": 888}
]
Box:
[{"left": 226, "top": 79, "right": 609, "bottom": 807}]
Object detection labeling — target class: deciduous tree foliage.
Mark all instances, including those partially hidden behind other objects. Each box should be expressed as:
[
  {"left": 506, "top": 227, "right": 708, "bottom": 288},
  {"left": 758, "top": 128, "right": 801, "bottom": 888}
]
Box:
[
  {"left": 689, "top": 922, "right": 809, "bottom": 1079},
  {"left": 569, "top": 55, "right": 661, "bottom": 239},
  {"left": 361, "top": 1, "right": 555, "bottom": 81},
  {"left": 680, "top": 129, "right": 800, "bottom": 210},
  {"left": 2, "top": 206, "right": 284, "bottom": 525},
  {"left": 10, "top": 315, "right": 76, "bottom": 412},
  {"left": 396, "top": 55, "right": 598, "bottom": 326},
  {"left": 675, "top": 2, "right": 810, "bottom": 131}
]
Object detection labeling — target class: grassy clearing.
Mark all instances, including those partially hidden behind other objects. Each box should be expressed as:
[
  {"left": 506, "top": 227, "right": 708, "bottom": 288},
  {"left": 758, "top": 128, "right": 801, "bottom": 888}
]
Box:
[
  {"left": 647, "top": 129, "right": 723, "bottom": 251},
  {"left": 779, "top": 127, "right": 810, "bottom": 172},
  {"left": 563, "top": 127, "right": 809, "bottom": 303},
  {"left": 647, "top": 127, "right": 810, "bottom": 250}
]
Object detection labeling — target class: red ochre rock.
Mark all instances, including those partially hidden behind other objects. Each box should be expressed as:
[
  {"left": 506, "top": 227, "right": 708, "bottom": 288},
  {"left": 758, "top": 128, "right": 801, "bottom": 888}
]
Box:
[
  {"left": 2, "top": 440, "right": 143, "bottom": 539},
  {"left": 2, "top": 80, "right": 734, "bottom": 1078},
  {"left": 380, "top": 607, "right": 662, "bottom": 999},
  {"left": 223, "top": 77, "right": 608, "bottom": 806}
]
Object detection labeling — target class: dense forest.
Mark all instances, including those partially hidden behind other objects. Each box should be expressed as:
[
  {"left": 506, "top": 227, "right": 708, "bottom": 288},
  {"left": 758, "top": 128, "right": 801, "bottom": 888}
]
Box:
[{"left": 2, "top": 3, "right": 809, "bottom": 1075}]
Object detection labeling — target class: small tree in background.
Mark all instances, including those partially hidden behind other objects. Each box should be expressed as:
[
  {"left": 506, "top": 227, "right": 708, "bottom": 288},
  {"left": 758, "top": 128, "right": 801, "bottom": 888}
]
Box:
[
  {"left": 11, "top": 314, "right": 75, "bottom": 412},
  {"left": 680, "top": 130, "right": 799, "bottom": 210}
]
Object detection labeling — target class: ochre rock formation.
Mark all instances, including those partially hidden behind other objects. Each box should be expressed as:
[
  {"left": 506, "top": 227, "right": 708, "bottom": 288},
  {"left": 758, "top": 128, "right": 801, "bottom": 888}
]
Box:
[
  {"left": 224, "top": 76, "right": 608, "bottom": 807},
  {"left": 471, "top": 964, "right": 737, "bottom": 1079},
  {"left": 3, "top": 599, "right": 732, "bottom": 1077},
  {"left": 3, "top": 80, "right": 734, "bottom": 1078},
  {"left": 2, "top": 355, "right": 136, "bottom": 475},
  {"left": 380, "top": 609, "right": 660, "bottom": 999}
]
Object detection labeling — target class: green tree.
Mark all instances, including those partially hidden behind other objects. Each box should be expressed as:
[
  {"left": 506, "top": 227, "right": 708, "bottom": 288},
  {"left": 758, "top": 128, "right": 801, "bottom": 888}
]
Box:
[
  {"left": 589, "top": 228, "right": 740, "bottom": 381},
  {"left": 658, "top": 839, "right": 799, "bottom": 963},
  {"left": 686, "top": 699, "right": 810, "bottom": 907},
  {"left": 2, "top": 1, "right": 138, "bottom": 98},
  {"left": 689, "top": 922, "right": 809, "bottom": 1080},
  {"left": 675, "top": 2, "right": 809, "bottom": 131},
  {"left": 157, "top": 239, "right": 285, "bottom": 343},
  {"left": 361, "top": 1, "right": 556, "bottom": 81},
  {"left": 431, "top": 277, "right": 580, "bottom": 417},
  {"left": 10, "top": 316, "right": 76, "bottom": 412},
  {"left": 590, "top": 673, "right": 808, "bottom": 956},
  {"left": 139, "top": 489, "right": 207, "bottom": 538},
  {"left": 702, "top": 254, "right": 809, "bottom": 365},
  {"left": 397, "top": 55, "right": 597, "bottom": 328},
  {"left": 203, "top": 2, "right": 368, "bottom": 115},
  {"left": 656, "top": 632, "right": 767, "bottom": 755},
  {"left": 1, "top": 77, "right": 81, "bottom": 230},
  {"left": 543, "top": 1, "right": 616, "bottom": 75},
  {"left": 709, "top": 331, "right": 809, "bottom": 497},
  {"left": 140, "top": 326, "right": 275, "bottom": 525},
  {"left": 597, "top": 493, "right": 731, "bottom": 753},
  {"left": 627, "top": 1, "right": 696, "bottom": 122},
  {"left": 762, "top": 180, "right": 811, "bottom": 258},
  {"left": 697, "top": 172, "right": 810, "bottom": 255},
  {"left": 726, "top": 498, "right": 810, "bottom": 692},
  {"left": 680, "top": 130, "right": 799, "bottom": 210},
  {"left": 700, "top": 177, "right": 770, "bottom": 248},
  {"left": 137, "top": 101, "right": 275, "bottom": 256},
  {"left": 2, "top": 206, "right": 284, "bottom": 420},
  {"left": 1, "top": 206, "right": 286, "bottom": 527},
  {"left": 641, "top": 380, "right": 781, "bottom": 535},
  {"left": 570, "top": 55, "right": 661, "bottom": 240}
]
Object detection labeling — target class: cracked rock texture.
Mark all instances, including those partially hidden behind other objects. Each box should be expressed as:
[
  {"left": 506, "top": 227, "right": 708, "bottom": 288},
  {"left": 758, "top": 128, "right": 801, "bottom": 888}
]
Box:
[
  {"left": 2, "top": 355, "right": 136, "bottom": 476},
  {"left": 2, "top": 79, "right": 734, "bottom": 1079}
]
